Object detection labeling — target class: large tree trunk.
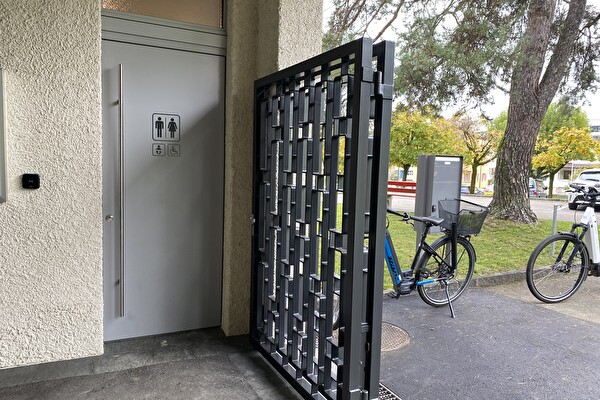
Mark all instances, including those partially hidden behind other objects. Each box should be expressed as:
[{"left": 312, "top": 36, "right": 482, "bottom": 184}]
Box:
[
  {"left": 490, "top": 0, "right": 587, "bottom": 223},
  {"left": 492, "top": 112, "right": 541, "bottom": 222},
  {"left": 548, "top": 173, "right": 555, "bottom": 198},
  {"left": 402, "top": 164, "right": 410, "bottom": 181},
  {"left": 470, "top": 163, "right": 478, "bottom": 193}
]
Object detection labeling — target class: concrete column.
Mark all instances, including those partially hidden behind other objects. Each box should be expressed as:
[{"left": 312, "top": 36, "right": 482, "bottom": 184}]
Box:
[{"left": 221, "top": 0, "right": 322, "bottom": 335}]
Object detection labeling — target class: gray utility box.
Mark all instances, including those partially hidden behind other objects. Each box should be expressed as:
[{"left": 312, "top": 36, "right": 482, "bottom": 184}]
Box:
[{"left": 415, "top": 155, "right": 463, "bottom": 235}]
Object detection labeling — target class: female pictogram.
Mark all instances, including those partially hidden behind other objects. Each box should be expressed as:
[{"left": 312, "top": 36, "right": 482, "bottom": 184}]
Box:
[{"left": 168, "top": 118, "right": 178, "bottom": 138}]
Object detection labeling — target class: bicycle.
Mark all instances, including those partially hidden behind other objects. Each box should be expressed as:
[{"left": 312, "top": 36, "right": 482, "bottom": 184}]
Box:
[
  {"left": 526, "top": 183, "right": 600, "bottom": 303},
  {"left": 385, "top": 198, "right": 488, "bottom": 317}
]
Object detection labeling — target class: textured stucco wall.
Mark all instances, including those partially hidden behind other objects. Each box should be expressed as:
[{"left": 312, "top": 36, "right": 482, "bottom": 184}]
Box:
[
  {"left": 222, "top": 0, "right": 322, "bottom": 335},
  {"left": 0, "top": 0, "right": 103, "bottom": 368},
  {"left": 277, "top": 1, "right": 323, "bottom": 69}
]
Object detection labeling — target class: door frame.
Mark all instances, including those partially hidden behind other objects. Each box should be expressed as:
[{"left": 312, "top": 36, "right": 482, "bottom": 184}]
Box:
[
  {"left": 102, "top": 10, "right": 226, "bottom": 56},
  {"left": 101, "top": 10, "right": 227, "bottom": 339}
]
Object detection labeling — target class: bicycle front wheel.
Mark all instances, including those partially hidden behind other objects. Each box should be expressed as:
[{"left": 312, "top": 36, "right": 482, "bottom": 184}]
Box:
[
  {"left": 526, "top": 234, "right": 588, "bottom": 303},
  {"left": 416, "top": 235, "right": 475, "bottom": 307}
]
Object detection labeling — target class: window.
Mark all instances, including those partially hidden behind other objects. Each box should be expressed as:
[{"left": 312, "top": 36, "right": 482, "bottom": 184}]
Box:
[{"left": 102, "top": 0, "right": 223, "bottom": 28}]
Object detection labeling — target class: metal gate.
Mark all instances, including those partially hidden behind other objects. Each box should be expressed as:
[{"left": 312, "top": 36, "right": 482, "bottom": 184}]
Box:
[{"left": 251, "top": 38, "right": 394, "bottom": 400}]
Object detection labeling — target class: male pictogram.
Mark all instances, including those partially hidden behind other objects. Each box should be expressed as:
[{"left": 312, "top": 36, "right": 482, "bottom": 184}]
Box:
[{"left": 155, "top": 117, "right": 164, "bottom": 138}]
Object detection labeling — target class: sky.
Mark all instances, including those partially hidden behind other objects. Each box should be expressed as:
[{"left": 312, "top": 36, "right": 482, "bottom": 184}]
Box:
[{"left": 322, "top": 0, "right": 600, "bottom": 124}]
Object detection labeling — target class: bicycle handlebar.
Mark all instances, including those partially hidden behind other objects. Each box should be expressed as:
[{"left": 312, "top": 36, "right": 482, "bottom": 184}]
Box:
[
  {"left": 386, "top": 208, "right": 409, "bottom": 220},
  {"left": 568, "top": 183, "right": 600, "bottom": 206},
  {"left": 569, "top": 182, "right": 600, "bottom": 192}
]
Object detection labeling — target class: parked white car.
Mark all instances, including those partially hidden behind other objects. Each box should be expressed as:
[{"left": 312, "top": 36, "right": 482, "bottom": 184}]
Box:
[{"left": 567, "top": 168, "right": 600, "bottom": 210}]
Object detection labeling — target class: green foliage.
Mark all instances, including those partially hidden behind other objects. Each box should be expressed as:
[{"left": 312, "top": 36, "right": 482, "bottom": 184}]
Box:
[
  {"left": 394, "top": 1, "right": 523, "bottom": 113},
  {"left": 532, "top": 103, "right": 594, "bottom": 183},
  {"left": 489, "top": 111, "right": 508, "bottom": 132},
  {"left": 324, "top": 0, "right": 600, "bottom": 118},
  {"left": 451, "top": 115, "right": 502, "bottom": 192},
  {"left": 389, "top": 1, "right": 600, "bottom": 112},
  {"left": 389, "top": 110, "right": 464, "bottom": 177},
  {"left": 537, "top": 102, "right": 590, "bottom": 142},
  {"left": 532, "top": 127, "right": 597, "bottom": 178},
  {"left": 453, "top": 116, "right": 501, "bottom": 166}
]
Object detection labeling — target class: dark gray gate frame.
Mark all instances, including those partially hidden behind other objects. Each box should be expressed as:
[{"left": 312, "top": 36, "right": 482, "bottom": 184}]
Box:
[{"left": 251, "top": 38, "right": 394, "bottom": 400}]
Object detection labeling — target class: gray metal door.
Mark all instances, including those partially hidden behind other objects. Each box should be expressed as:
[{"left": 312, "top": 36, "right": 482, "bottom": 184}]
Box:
[{"left": 102, "top": 40, "right": 224, "bottom": 341}]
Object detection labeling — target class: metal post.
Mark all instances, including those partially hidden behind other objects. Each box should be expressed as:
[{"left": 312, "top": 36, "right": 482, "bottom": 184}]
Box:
[
  {"left": 552, "top": 204, "right": 559, "bottom": 235},
  {"left": 551, "top": 204, "right": 558, "bottom": 255}
]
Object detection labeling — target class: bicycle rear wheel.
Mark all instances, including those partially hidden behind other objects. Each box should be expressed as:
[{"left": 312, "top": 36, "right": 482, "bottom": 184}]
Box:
[
  {"left": 526, "top": 234, "right": 588, "bottom": 303},
  {"left": 416, "top": 235, "right": 475, "bottom": 307}
]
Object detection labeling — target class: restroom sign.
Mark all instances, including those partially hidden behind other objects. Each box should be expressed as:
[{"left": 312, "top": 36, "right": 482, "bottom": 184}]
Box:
[{"left": 152, "top": 113, "right": 180, "bottom": 142}]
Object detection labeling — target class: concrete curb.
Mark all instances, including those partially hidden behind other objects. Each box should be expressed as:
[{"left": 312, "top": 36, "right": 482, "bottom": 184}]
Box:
[
  {"left": 383, "top": 270, "right": 527, "bottom": 297},
  {"left": 471, "top": 270, "right": 525, "bottom": 287}
]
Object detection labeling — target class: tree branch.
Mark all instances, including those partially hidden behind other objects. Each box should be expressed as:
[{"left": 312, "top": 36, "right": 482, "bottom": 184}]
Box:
[
  {"left": 374, "top": 2, "right": 403, "bottom": 41},
  {"left": 581, "top": 11, "right": 600, "bottom": 31},
  {"left": 539, "top": 0, "right": 587, "bottom": 108}
]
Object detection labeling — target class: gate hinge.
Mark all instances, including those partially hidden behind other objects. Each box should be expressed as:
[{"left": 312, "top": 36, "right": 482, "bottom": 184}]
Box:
[
  {"left": 362, "top": 66, "right": 374, "bottom": 82},
  {"left": 374, "top": 71, "right": 393, "bottom": 100}
]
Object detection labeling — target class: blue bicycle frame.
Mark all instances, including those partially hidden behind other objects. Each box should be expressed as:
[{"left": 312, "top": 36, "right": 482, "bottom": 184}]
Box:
[{"left": 383, "top": 223, "right": 457, "bottom": 295}]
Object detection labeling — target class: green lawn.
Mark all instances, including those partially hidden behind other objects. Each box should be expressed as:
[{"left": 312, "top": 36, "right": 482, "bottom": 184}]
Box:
[{"left": 383, "top": 215, "right": 579, "bottom": 289}]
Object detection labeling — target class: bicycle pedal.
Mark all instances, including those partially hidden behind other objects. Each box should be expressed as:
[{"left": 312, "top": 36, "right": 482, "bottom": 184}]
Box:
[
  {"left": 590, "top": 264, "right": 600, "bottom": 277},
  {"left": 399, "top": 278, "right": 414, "bottom": 295}
]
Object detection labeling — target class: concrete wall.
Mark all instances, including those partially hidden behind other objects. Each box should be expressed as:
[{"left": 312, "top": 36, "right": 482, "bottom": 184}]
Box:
[
  {"left": 221, "top": 0, "right": 323, "bottom": 335},
  {"left": 0, "top": 0, "right": 103, "bottom": 368}
]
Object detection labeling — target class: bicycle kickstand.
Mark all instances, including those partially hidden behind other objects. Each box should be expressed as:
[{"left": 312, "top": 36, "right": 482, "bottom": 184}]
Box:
[{"left": 443, "top": 281, "right": 456, "bottom": 319}]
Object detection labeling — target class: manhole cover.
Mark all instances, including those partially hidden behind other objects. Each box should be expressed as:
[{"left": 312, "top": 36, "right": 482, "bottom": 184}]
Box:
[{"left": 381, "top": 322, "right": 409, "bottom": 352}]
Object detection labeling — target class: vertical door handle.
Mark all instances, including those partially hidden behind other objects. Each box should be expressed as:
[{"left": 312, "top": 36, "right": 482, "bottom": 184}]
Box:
[{"left": 118, "top": 63, "right": 125, "bottom": 318}]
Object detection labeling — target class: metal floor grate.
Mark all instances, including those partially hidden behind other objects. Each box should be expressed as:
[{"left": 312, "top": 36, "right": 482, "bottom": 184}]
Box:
[{"left": 379, "top": 382, "right": 402, "bottom": 400}]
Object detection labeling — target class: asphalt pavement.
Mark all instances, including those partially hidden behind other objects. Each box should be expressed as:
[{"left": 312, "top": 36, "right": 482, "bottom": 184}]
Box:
[{"left": 380, "top": 278, "right": 600, "bottom": 400}]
